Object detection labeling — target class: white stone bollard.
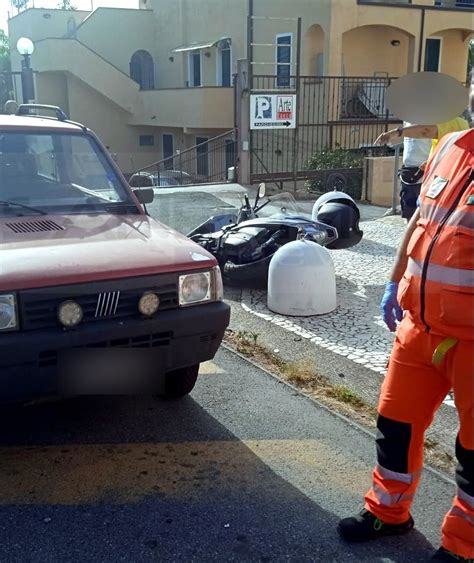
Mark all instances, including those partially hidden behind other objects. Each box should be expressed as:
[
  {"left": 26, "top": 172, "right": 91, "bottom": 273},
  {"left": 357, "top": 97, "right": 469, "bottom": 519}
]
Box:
[{"left": 267, "top": 240, "right": 337, "bottom": 316}]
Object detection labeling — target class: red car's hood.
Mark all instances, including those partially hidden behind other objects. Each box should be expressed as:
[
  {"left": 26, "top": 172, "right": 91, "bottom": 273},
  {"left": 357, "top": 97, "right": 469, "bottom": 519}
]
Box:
[{"left": 0, "top": 213, "right": 216, "bottom": 291}]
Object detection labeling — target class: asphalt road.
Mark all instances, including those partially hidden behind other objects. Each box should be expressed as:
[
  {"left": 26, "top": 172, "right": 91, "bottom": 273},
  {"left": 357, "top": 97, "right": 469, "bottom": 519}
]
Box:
[{"left": 0, "top": 347, "right": 453, "bottom": 562}]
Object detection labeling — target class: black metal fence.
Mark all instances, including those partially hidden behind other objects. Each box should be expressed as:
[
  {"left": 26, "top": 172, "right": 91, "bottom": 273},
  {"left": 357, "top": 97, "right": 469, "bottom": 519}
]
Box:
[
  {"left": 250, "top": 75, "right": 400, "bottom": 191},
  {"left": 130, "top": 130, "right": 237, "bottom": 187}
]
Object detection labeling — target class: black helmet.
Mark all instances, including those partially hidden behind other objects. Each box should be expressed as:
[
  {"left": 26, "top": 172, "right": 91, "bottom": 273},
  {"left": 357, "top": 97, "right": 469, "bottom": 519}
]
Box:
[{"left": 312, "top": 191, "right": 363, "bottom": 249}]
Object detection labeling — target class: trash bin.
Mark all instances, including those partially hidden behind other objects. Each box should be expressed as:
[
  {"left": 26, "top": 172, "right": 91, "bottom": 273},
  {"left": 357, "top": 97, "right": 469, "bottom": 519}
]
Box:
[{"left": 267, "top": 240, "right": 337, "bottom": 316}]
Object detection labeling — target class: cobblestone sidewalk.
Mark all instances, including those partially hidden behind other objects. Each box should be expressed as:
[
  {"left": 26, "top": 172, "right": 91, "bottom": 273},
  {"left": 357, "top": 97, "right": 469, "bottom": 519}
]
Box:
[{"left": 240, "top": 216, "right": 455, "bottom": 407}]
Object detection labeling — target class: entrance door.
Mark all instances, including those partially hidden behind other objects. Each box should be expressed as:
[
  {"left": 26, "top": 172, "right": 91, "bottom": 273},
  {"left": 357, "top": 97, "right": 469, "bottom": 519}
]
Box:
[
  {"left": 225, "top": 139, "right": 236, "bottom": 172},
  {"left": 424, "top": 38, "right": 441, "bottom": 72},
  {"left": 196, "top": 136, "right": 209, "bottom": 177},
  {"left": 162, "top": 134, "right": 174, "bottom": 169}
]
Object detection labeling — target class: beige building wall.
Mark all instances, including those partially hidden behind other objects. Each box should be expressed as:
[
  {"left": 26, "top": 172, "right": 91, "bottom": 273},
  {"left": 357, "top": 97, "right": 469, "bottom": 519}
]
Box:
[
  {"left": 75, "top": 9, "right": 156, "bottom": 79},
  {"left": 7, "top": 0, "right": 473, "bottom": 179},
  {"left": 341, "top": 26, "right": 412, "bottom": 77},
  {"left": 35, "top": 72, "right": 70, "bottom": 117}
]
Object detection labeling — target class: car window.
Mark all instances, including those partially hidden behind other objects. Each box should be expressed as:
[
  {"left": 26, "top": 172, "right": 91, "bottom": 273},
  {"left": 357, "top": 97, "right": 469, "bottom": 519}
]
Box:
[{"left": 0, "top": 131, "right": 134, "bottom": 215}]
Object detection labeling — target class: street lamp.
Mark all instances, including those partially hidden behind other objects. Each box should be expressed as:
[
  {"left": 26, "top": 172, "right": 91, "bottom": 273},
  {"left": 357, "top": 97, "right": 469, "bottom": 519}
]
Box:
[{"left": 17, "top": 37, "right": 35, "bottom": 104}]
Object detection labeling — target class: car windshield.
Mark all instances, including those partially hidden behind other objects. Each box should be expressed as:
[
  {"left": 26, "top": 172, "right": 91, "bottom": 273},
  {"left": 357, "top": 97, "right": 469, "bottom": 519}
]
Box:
[{"left": 0, "top": 131, "right": 134, "bottom": 217}]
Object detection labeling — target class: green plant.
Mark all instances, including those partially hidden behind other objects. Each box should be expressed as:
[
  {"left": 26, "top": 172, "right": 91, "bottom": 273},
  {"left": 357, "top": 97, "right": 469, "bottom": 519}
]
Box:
[
  {"left": 0, "top": 31, "right": 13, "bottom": 112},
  {"left": 326, "top": 386, "right": 365, "bottom": 408},
  {"left": 306, "top": 148, "right": 364, "bottom": 172},
  {"left": 305, "top": 148, "right": 364, "bottom": 195},
  {"left": 467, "top": 40, "right": 473, "bottom": 83}
]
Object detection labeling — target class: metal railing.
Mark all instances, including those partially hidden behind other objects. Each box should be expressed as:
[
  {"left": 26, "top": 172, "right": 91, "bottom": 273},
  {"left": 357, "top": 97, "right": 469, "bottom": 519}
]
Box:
[
  {"left": 360, "top": 0, "right": 474, "bottom": 6},
  {"left": 131, "top": 130, "right": 237, "bottom": 186}
]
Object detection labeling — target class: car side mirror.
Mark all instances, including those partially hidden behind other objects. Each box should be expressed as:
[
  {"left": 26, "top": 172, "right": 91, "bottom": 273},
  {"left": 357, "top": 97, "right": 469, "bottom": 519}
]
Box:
[{"left": 132, "top": 187, "right": 154, "bottom": 204}]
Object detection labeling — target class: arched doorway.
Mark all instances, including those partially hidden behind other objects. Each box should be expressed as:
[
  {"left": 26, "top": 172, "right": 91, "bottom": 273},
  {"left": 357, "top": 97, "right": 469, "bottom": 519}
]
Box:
[
  {"left": 303, "top": 24, "right": 325, "bottom": 76},
  {"left": 130, "top": 50, "right": 155, "bottom": 90}
]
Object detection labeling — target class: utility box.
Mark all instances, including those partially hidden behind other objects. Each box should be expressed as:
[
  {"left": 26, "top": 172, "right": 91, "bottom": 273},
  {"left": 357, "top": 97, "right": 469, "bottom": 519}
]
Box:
[{"left": 364, "top": 156, "right": 396, "bottom": 207}]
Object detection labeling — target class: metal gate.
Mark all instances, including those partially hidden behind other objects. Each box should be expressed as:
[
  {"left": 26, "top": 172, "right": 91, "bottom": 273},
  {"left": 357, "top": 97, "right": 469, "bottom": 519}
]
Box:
[
  {"left": 243, "top": 10, "right": 399, "bottom": 193},
  {"left": 249, "top": 74, "right": 399, "bottom": 190}
]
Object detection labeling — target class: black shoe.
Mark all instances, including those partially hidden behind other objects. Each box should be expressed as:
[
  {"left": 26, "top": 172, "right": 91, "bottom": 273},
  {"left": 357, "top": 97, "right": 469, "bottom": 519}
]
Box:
[
  {"left": 431, "top": 547, "right": 474, "bottom": 561},
  {"left": 338, "top": 508, "right": 414, "bottom": 542}
]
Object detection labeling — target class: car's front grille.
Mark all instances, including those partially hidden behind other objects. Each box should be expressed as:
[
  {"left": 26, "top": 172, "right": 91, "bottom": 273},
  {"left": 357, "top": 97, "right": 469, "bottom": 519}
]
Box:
[
  {"left": 19, "top": 275, "right": 179, "bottom": 331},
  {"left": 37, "top": 332, "right": 173, "bottom": 368}
]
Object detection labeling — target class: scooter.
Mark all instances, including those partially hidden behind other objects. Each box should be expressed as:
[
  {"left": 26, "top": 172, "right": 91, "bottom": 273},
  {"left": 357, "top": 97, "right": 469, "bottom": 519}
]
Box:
[{"left": 187, "top": 184, "right": 340, "bottom": 285}]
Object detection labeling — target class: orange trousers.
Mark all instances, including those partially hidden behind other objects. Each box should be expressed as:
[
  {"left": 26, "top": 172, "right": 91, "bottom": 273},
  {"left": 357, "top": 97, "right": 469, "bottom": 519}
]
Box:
[{"left": 365, "top": 315, "right": 474, "bottom": 559}]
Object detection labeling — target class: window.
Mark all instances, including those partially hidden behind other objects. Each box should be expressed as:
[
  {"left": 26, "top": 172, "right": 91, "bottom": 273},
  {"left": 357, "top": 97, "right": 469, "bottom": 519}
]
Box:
[
  {"left": 218, "top": 39, "right": 232, "bottom": 87},
  {"left": 424, "top": 38, "right": 441, "bottom": 72},
  {"left": 276, "top": 33, "right": 292, "bottom": 88},
  {"left": 139, "top": 135, "right": 155, "bottom": 147},
  {"left": 0, "top": 132, "right": 130, "bottom": 215},
  {"left": 196, "top": 136, "right": 209, "bottom": 177},
  {"left": 162, "top": 134, "right": 174, "bottom": 170},
  {"left": 130, "top": 50, "right": 155, "bottom": 90},
  {"left": 189, "top": 51, "right": 202, "bottom": 87}
]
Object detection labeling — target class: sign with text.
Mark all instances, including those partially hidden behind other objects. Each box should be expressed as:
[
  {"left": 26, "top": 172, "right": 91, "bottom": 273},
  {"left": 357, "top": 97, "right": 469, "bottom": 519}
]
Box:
[{"left": 250, "top": 94, "right": 297, "bottom": 130}]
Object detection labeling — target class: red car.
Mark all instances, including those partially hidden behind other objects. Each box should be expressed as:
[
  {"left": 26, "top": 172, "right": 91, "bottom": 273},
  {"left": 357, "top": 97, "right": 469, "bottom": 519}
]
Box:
[{"left": 0, "top": 105, "right": 230, "bottom": 401}]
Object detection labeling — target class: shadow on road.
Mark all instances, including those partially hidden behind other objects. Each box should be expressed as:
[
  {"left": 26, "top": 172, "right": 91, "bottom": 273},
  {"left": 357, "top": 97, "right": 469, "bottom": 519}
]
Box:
[{"left": 0, "top": 394, "right": 436, "bottom": 562}]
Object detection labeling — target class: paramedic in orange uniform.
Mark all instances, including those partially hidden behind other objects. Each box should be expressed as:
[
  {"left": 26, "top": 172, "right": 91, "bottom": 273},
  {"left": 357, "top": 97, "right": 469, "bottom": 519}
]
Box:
[{"left": 338, "top": 125, "right": 474, "bottom": 561}]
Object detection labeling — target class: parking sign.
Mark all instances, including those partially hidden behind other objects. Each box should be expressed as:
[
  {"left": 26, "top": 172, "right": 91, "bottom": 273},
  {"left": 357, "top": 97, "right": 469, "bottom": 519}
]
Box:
[{"left": 250, "top": 94, "right": 297, "bottom": 130}]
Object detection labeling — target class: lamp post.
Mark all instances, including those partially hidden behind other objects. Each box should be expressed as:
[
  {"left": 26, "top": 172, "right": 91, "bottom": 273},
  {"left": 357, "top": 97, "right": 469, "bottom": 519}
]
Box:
[{"left": 17, "top": 37, "right": 35, "bottom": 104}]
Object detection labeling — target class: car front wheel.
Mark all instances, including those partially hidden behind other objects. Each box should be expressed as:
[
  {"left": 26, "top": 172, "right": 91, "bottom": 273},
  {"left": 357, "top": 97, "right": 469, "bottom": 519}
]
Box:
[{"left": 163, "top": 364, "right": 200, "bottom": 398}]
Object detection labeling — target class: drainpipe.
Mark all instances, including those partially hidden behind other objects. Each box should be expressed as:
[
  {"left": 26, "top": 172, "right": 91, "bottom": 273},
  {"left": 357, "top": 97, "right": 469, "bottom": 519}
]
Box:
[{"left": 417, "top": 8, "right": 425, "bottom": 72}]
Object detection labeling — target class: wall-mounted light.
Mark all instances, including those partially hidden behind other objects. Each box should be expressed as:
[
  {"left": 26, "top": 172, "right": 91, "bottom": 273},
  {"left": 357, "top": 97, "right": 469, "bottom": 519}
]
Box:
[
  {"left": 204, "top": 51, "right": 211, "bottom": 58},
  {"left": 169, "top": 56, "right": 174, "bottom": 62},
  {"left": 391, "top": 40, "right": 401, "bottom": 47}
]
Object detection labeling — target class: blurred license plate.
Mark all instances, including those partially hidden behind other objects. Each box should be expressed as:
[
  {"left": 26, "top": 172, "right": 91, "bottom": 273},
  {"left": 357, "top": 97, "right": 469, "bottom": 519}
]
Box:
[{"left": 57, "top": 349, "right": 165, "bottom": 395}]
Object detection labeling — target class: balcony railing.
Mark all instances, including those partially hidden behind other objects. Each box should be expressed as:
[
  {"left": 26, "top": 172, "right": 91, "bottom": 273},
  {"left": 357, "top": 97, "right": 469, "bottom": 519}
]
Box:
[
  {"left": 435, "top": 0, "right": 474, "bottom": 7},
  {"left": 359, "top": 0, "right": 474, "bottom": 7}
]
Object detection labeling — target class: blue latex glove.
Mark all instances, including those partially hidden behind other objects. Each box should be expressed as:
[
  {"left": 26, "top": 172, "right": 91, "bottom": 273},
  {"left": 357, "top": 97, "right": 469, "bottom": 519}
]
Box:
[{"left": 381, "top": 281, "right": 403, "bottom": 332}]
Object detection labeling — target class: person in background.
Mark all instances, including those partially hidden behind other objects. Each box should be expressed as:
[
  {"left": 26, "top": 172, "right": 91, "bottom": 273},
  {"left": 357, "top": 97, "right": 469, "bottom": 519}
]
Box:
[
  {"left": 339, "top": 122, "right": 474, "bottom": 561},
  {"left": 375, "top": 114, "right": 470, "bottom": 221}
]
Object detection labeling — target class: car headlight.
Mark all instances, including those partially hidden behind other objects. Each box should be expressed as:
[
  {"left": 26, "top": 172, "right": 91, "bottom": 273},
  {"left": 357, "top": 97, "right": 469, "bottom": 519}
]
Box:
[
  {"left": 58, "top": 300, "right": 83, "bottom": 328},
  {"left": 138, "top": 292, "right": 160, "bottom": 316},
  {"left": 0, "top": 294, "right": 18, "bottom": 331},
  {"left": 179, "top": 267, "right": 223, "bottom": 307}
]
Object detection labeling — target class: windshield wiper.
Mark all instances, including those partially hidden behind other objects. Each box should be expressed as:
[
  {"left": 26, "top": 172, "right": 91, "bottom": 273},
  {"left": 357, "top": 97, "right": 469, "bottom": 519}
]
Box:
[{"left": 0, "top": 200, "right": 47, "bottom": 215}]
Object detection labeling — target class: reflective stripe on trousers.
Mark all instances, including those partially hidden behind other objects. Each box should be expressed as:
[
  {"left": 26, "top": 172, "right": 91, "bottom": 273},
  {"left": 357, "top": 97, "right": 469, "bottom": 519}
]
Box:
[
  {"left": 372, "top": 484, "right": 414, "bottom": 507},
  {"left": 376, "top": 464, "right": 420, "bottom": 485}
]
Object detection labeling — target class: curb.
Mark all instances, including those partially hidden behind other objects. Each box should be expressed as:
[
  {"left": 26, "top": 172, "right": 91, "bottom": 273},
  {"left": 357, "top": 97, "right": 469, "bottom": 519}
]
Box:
[{"left": 221, "top": 342, "right": 455, "bottom": 487}]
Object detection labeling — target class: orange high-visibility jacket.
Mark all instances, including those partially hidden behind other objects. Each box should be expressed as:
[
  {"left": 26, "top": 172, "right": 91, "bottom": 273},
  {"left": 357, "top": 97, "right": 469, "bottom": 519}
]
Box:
[{"left": 398, "top": 129, "right": 474, "bottom": 340}]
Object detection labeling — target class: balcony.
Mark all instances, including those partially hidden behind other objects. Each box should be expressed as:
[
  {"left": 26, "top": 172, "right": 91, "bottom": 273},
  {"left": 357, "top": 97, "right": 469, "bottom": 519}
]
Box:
[{"left": 130, "top": 87, "right": 235, "bottom": 130}]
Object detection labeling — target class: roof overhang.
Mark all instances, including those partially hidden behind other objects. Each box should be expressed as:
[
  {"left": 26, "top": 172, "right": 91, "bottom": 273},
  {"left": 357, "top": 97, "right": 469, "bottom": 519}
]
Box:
[{"left": 172, "top": 37, "right": 231, "bottom": 53}]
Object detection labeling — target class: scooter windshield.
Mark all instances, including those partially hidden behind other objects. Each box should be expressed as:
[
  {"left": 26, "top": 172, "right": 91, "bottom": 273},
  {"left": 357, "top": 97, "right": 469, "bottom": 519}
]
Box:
[{"left": 257, "top": 192, "right": 306, "bottom": 219}]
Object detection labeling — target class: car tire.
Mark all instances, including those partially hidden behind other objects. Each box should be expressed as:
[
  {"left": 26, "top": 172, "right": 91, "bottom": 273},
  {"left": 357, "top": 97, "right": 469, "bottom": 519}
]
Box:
[{"left": 163, "top": 364, "right": 200, "bottom": 398}]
